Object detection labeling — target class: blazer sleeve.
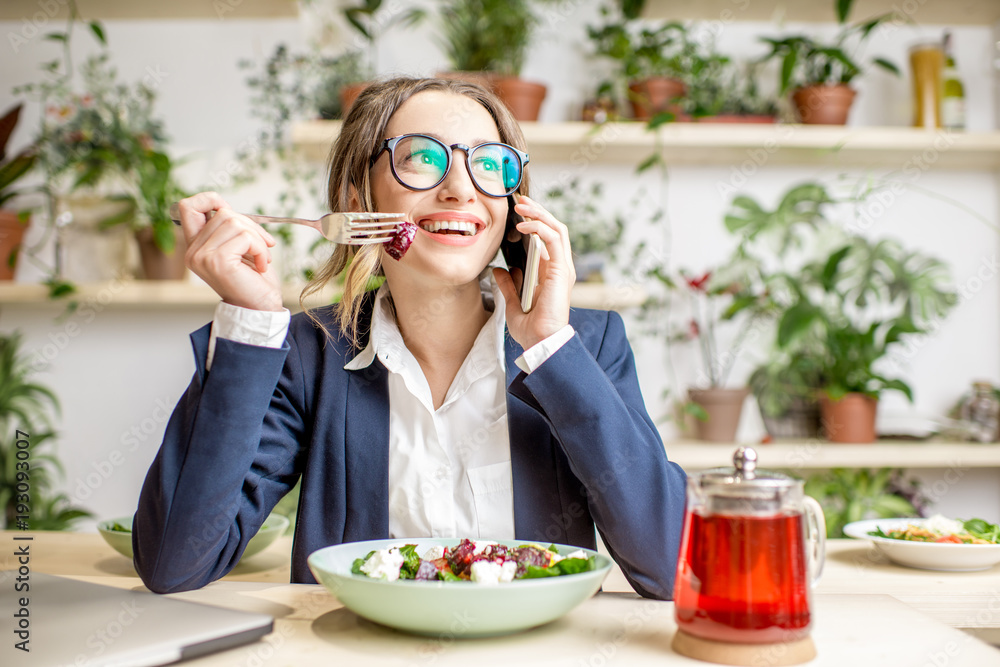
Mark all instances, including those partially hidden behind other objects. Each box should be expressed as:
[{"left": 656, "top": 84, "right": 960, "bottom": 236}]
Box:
[
  {"left": 507, "top": 310, "right": 687, "bottom": 600},
  {"left": 132, "top": 324, "right": 307, "bottom": 593}
]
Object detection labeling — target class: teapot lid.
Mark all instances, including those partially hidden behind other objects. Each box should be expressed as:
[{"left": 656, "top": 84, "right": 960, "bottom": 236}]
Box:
[{"left": 694, "top": 446, "right": 798, "bottom": 489}]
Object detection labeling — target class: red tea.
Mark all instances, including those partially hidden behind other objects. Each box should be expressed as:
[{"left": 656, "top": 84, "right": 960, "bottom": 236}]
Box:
[{"left": 674, "top": 511, "right": 811, "bottom": 644}]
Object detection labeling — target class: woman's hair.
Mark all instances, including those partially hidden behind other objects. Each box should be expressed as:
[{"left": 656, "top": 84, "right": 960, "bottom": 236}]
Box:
[{"left": 302, "top": 76, "right": 530, "bottom": 349}]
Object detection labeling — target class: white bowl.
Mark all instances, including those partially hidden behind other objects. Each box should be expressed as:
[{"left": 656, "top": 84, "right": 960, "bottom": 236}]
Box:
[
  {"left": 843, "top": 518, "right": 1000, "bottom": 572},
  {"left": 307, "top": 538, "right": 613, "bottom": 637}
]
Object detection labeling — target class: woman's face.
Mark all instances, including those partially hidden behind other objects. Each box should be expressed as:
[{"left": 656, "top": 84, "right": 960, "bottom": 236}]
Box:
[{"left": 370, "top": 90, "right": 511, "bottom": 290}]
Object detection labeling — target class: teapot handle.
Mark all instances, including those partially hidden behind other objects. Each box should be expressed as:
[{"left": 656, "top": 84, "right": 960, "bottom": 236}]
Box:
[{"left": 803, "top": 496, "right": 826, "bottom": 586}]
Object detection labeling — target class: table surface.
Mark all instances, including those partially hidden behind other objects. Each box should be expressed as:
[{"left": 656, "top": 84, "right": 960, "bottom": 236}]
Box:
[{"left": 4, "top": 531, "right": 1000, "bottom": 666}]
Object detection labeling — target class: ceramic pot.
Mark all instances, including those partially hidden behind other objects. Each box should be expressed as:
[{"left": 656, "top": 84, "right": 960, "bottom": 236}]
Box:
[
  {"left": 0, "top": 209, "right": 28, "bottom": 280},
  {"left": 628, "top": 77, "right": 686, "bottom": 121},
  {"left": 791, "top": 84, "right": 857, "bottom": 125},
  {"left": 760, "top": 400, "right": 823, "bottom": 440},
  {"left": 819, "top": 392, "right": 878, "bottom": 443},
  {"left": 135, "top": 226, "right": 187, "bottom": 280},
  {"left": 688, "top": 387, "right": 750, "bottom": 442},
  {"left": 56, "top": 195, "right": 139, "bottom": 282},
  {"left": 493, "top": 76, "right": 547, "bottom": 122}
]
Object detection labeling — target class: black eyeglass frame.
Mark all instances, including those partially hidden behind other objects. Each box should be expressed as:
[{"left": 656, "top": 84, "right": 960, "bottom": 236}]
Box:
[{"left": 369, "top": 133, "right": 530, "bottom": 198}]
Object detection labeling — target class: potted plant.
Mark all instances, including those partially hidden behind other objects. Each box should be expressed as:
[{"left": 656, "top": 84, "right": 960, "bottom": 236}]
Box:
[
  {"left": 804, "top": 468, "right": 922, "bottom": 537},
  {"left": 758, "top": 0, "right": 900, "bottom": 124},
  {"left": 686, "top": 59, "right": 779, "bottom": 123},
  {"left": 436, "top": 0, "right": 554, "bottom": 120},
  {"left": 0, "top": 331, "right": 92, "bottom": 530},
  {"left": 632, "top": 250, "right": 767, "bottom": 441},
  {"left": 587, "top": 5, "right": 692, "bottom": 121},
  {"left": 0, "top": 104, "right": 37, "bottom": 280},
  {"left": 725, "top": 182, "right": 958, "bottom": 443},
  {"left": 538, "top": 178, "right": 625, "bottom": 283},
  {"left": 13, "top": 8, "right": 187, "bottom": 282}
]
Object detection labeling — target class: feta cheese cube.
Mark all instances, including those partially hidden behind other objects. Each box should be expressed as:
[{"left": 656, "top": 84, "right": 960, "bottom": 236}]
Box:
[{"left": 360, "top": 547, "right": 405, "bottom": 581}]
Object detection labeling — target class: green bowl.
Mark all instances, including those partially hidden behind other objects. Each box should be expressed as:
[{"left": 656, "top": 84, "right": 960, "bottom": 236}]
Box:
[
  {"left": 307, "top": 538, "right": 612, "bottom": 637},
  {"left": 97, "top": 513, "right": 290, "bottom": 561}
]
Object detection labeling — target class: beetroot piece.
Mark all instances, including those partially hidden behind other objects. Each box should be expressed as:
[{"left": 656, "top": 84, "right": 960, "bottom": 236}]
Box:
[
  {"left": 478, "top": 543, "right": 510, "bottom": 563},
  {"left": 384, "top": 220, "right": 417, "bottom": 261},
  {"left": 447, "top": 538, "right": 478, "bottom": 576},
  {"left": 513, "top": 546, "right": 551, "bottom": 578}
]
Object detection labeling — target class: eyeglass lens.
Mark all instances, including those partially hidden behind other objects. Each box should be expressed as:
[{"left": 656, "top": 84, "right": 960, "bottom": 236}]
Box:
[{"left": 390, "top": 135, "right": 521, "bottom": 197}]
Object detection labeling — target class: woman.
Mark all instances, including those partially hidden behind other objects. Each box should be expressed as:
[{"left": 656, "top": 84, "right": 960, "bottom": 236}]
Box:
[{"left": 133, "top": 77, "right": 686, "bottom": 599}]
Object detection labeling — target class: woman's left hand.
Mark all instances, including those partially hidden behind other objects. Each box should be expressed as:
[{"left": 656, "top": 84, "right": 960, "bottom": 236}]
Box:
[{"left": 494, "top": 194, "right": 576, "bottom": 350}]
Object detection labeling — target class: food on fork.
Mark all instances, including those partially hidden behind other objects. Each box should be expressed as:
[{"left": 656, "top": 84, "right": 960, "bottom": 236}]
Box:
[
  {"left": 384, "top": 220, "right": 418, "bottom": 261},
  {"left": 351, "top": 539, "right": 594, "bottom": 584}
]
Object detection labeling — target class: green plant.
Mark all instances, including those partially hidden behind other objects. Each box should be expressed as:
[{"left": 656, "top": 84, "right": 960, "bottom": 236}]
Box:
[
  {"left": 759, "top": 0, "right": 900, "bottom": 94},
  {"left": 12, "top": 4, "right": 185, "bottom": 253},
  {"left": 341, "top": 0, "right": 425, "bottom": 76},
  {"left": 722, "top": 181, "right": 958, "bottom": 408},
  {"left": 0, "top": 331, "right": 91, "bottom": 530},
  {"left": 804, "top": 468, "right": 922, "bottom": 538},
  {"left": 0, "top": 104, "right": 37, "bottom": 209},
  {"left": 438, "top": 0, "right": 554, "bottom": 76}
]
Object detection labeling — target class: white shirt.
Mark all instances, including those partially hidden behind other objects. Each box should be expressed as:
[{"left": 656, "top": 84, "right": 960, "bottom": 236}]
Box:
[{"left": 206, "top": 258, "right": 575, "bottom": 540}]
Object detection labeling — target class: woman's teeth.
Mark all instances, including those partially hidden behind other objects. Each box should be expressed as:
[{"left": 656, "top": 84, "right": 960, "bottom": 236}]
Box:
[{"left": 420, "top": 220, "right": 477, "bottom": 236}]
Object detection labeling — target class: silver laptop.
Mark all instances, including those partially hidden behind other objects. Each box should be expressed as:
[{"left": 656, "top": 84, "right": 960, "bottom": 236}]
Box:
[{"left": 1, "top": 571, "right": 273, "bottom": 666}]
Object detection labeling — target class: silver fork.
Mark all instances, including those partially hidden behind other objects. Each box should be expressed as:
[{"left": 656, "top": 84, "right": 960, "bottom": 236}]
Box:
[{"left": 169, "top": 203, "right": 406, "bottom": 245}]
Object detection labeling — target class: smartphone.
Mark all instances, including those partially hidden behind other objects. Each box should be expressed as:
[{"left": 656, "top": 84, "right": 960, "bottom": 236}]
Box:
[{"left": 502, "top": 195, "right": 543, "bottom": 312}]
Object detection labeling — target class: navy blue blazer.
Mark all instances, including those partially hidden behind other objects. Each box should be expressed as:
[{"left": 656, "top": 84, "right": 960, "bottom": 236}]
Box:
[{"left": 133, "top": 299, "right": 687, "bottom": 598}]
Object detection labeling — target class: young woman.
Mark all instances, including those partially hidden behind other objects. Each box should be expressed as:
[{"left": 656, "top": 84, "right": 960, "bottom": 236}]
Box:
[{"left": 133, "top": 77, "right": 686, "bottom": 599}]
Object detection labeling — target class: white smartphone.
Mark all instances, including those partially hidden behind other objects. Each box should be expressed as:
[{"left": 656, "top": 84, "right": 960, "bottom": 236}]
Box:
[{"left": 521, "top": 233, "right": 544, "bottom": 312}]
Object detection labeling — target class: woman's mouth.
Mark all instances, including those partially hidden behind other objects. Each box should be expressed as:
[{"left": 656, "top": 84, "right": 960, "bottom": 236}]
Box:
[{"left": 418, "top": 220, "right": 478, "bottom": 236}]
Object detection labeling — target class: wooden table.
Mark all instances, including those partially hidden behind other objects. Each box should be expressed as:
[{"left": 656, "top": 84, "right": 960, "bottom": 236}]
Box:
[{"left": 4, "top": 531, "right": 1000, "bottom": 666}]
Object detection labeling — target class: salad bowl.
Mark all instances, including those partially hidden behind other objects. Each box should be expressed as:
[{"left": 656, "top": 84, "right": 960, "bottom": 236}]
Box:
[
  {"left": 844, "top": 518, "right": 1000, "bottom": 572},
  {"left": 307, "top": 538, "right": 613, "bottom": 637}
]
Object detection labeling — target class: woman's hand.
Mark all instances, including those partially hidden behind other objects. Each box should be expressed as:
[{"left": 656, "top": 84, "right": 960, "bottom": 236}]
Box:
[
  {"left": 494, "top": 194, "right": 576, "bottom": 350},
  {"left": 175, "top": 191, "right": 283, "bottom": 312}
]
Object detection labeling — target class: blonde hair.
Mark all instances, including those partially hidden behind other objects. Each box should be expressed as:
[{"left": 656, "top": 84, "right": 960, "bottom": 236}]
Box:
[{"left": 302, "top": 76, "right": 530, "bottom": 349}]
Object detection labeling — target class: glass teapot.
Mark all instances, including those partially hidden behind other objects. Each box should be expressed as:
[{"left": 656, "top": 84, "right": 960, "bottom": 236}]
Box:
[{"left": 673, "top": 447, "right": 826, "bottom": 646}]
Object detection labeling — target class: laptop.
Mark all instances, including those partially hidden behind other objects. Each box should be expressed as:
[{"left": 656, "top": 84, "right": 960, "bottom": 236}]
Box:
[{"left": 1, "top": 571, "right": 274, "bottom": 666}]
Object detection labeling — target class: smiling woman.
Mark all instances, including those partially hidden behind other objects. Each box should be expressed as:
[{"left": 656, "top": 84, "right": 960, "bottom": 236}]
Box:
[{"left": 132, "top": 77, "right": 687, "bottom": 601}]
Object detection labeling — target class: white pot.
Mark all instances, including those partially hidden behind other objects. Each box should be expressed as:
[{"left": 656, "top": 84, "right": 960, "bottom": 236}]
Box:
[{"left": 56, "top": 195, "right": 140, "bottom": 282}]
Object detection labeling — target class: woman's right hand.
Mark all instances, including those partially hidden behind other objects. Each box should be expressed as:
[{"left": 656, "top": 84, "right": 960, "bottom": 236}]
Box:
[{"left": 175, "top": 191, "right": 283, "bottom": 312}]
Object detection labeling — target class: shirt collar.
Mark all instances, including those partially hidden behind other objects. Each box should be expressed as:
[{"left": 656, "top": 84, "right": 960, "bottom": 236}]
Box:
[{"left": 344, "top": 250, "right": 508, "bottom": 372}]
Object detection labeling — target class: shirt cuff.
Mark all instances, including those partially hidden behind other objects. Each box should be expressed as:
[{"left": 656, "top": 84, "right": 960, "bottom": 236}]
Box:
[
  {"left": 515, "top": 324, "right": 576, "bottom": 374},
  {"left": 206, "top": 302, "right": 291, "bottom": 370}
]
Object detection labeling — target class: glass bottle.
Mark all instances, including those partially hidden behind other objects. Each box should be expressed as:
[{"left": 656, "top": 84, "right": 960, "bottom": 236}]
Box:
[
  {"left": 941, "top": 32, "right": 966, "bottom": 130},
  {"left": 961, "top": 381, "right": 999, "bottom": 443}
]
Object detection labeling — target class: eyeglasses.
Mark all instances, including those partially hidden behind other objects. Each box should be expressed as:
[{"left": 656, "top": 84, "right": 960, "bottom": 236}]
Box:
[{"left": 369, "top": 133, "right": 529, "bottom": 198}]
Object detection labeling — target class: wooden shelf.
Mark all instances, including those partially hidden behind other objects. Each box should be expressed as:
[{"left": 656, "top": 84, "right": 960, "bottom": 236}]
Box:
[
  {"left": 0, "top": 0, "right": 297, "bottom": 20},
  {"left": 294, "top": 120, "right": 1000, "bottom": 170},
  {"left": 665, "top": 438, "right": 1000, "bottom": 471},
  {"left": 0, "top": 280, "right": 644, "bottom": 312},
  {"left": 644, "top": 0, "right": 1000, "bottom": 25}
]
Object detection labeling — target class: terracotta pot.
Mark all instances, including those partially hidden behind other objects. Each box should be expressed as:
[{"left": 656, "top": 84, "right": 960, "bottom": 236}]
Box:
[
  {"left": 339, "top": 82, "right": 369, "bottom": 118},
  {"left": 792, "top": 84, "right": 857, "bottom": 125},
  {"left": 0, "top": 209, "right": 28, "bottom": 280},
  {"left": 493, "top": 76, "right": 547, "bottom": 122},
  {"left": 628, "top": 77, "right": 686, "bottom": 121},
  {"left": 819, "top": 392, "right": 878, "bottom": 443},
  {"left": 688, "top": 387, "right": 750, "bottom": 442},
  {"left": 135, "top": 226, "right": 187, "bottom": 280}
]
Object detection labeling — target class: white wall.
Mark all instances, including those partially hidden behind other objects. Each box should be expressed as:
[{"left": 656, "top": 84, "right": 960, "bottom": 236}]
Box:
[{"left": 1, "top": 2, "right": 998, "bottom": 528}]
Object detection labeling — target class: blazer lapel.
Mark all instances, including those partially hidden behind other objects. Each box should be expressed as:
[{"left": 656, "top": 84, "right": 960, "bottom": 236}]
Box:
[
  {"left": 505, "top": 332, "right": 565, "bottom": 541},
  {"left": 343, "top": 358, "right": 391, "bottom": 541}
]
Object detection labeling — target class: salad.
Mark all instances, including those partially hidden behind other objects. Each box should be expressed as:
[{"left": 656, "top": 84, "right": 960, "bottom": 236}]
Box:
[
  {"left": 351, "top": 539, "right": 596, "bottom": 584},
  {"left": 869, "top": 515, "right": 1000, "bottom": 545}
]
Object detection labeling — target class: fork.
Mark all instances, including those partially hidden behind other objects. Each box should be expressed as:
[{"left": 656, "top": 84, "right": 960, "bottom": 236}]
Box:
[{"left": 168, "top": 203, "right": 407, "bottom": 245}]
